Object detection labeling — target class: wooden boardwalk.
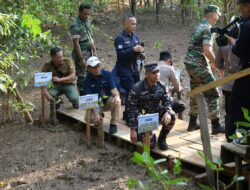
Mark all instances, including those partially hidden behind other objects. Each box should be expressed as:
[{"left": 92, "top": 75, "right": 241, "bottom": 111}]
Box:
[{"left": 58, "top": 104, "right": 226, "bottom": 169}]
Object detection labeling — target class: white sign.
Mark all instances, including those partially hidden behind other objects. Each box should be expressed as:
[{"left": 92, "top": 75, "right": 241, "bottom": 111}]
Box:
[
  {"left": 34, "top": 72, "right": 52, "bottom": 87},
  {"left": 79, "top": 94, "right": 99, "bottom": 110},
  {"left": 138, "top": 113, "right": 159, "bottom": 134}
]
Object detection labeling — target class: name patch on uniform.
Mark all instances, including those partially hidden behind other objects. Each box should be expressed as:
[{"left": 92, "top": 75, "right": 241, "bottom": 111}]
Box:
[
  {"left": 138, "top": 113, "right": 159, "bottom": 134},
  {"left": 118, "top": 45, "right": 123, "bottom": 49}
]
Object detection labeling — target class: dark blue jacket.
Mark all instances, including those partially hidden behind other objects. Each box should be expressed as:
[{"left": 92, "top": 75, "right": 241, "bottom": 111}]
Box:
[
  {"left": 83, "top": 70, "right": 116, "bottom": 98},
  {"left": 114, "top": 31, "right": 140, "bottom": 76},
  {"left": 232, "top": 18, "right": 250, "bottom": 69}
]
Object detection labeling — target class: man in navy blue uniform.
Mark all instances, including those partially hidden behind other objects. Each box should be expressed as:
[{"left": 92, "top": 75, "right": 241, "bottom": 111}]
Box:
[
  {"left": 83, "top": 56, "right": 121, "bottom": 134},
  {"left": 226, "top": 0, "right": 250, "bottom": 140},
  {"left": 114, "top": 14, "right": 144, "bottom": 121}
]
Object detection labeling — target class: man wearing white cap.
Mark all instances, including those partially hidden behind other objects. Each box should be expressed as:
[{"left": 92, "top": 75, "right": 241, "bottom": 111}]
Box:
[{"left": 83, "top": 56, "right": 121, "bottom": 134}]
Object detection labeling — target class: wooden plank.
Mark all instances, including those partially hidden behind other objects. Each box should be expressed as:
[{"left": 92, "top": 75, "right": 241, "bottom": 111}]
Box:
[
  {"left": 86, "top": 109, "right": 91, "bottom": 147},
  {"left": 57, "top": 104, "right": 230, "bottom": 169},
  {"left": 188, "top": 67, "right": 250, "bottom": 97},
  {"left": 181, "top": 133, "right": 226, "bottom": 149},
  {"left": 188, "top": 144, "right": 221, "bottom": 161}
]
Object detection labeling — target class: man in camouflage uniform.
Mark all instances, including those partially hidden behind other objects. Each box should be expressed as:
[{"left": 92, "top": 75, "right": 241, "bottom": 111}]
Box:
[
  {"left": 184, "top": 5, "right": 225, "bottom": 134},
  {"left": 69, "top": 4, "right": 96, "bottom": 95},
  {"left": 42, "top": 47, "right": 79, "bottom": 113},
  {"left": 127, "top": 63, "right": 175, "bottom": 150}
]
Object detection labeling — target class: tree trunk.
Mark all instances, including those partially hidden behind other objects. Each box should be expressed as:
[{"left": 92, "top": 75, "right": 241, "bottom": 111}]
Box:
[
  {"left": 223, "top": 0, "right": 228, "bottom": 25},
  {"left": 131, "top": 0, "right": 136, "bottom": 16},
  {"left": 156, "top": 0, "right": 159, "bottom": 23}
]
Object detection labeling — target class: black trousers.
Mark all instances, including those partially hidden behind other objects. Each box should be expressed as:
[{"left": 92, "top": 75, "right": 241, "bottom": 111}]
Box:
[
  {"left": 222, "top": 90, "right": 232, "bottom": 141},
  {"left": 119, "top": 73, "right": 140, "bottom": 116},
  {"left": 228, "top": 76, "right": 250, "bottom": 141}
]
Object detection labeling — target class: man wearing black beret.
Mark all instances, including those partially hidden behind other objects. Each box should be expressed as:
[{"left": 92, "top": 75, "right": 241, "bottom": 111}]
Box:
[{"left": 127, "top": 63, "right": 175, "bottom": 150}]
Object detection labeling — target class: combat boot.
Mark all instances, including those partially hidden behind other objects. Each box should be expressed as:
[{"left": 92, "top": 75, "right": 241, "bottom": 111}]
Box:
[
  {"left": 157, "top": 128, "right": 169, "bottom": 150},
  {"left": 211, "top": 118, "right": 225, "bottom": 135},
  {"left": 187, "top": 115, "right": 200, "bottom": 132}
]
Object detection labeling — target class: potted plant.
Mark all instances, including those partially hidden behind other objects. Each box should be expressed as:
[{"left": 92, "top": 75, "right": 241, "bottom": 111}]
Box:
[{"left": 231, "top": 107, "right": 250, "bottom": 146}]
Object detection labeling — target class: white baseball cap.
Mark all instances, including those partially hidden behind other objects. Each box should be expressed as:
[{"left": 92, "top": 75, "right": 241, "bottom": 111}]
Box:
[{"left": 86, "top": 56, "right": 101, "bottom": 67}]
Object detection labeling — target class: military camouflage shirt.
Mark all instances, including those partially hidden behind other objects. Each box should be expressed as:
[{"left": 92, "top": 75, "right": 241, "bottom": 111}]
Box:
[
  {"left": 184, "top": 19, "right": 215, "bottom": 66},
  {"left": 127, "top": 79, "right": 175, "bottom": 129},
  {"left": 69, "top": 16, "right": 93, "bottom": 51},
  {"left": 41, "top": 58, "right": 75, "bottom": 84}
]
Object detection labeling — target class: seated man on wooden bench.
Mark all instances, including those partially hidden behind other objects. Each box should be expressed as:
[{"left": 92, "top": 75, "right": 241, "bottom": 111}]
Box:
[
  {"left": 83, "top": 56, "right": 121, "bottom": 134},
  {"left": 127, "top": 63, "right": 176, "bottom": 150},
  {"left": 158, "top": 51, "right": 185, "bottom": 115},
  {"left": 42, "top": 47, "right": 79, "bottom": 122}
]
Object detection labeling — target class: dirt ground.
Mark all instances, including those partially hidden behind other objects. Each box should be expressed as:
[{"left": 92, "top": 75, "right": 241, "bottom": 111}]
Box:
[{"left": 0, "top": 9, "right": 206, "bottom": 190}]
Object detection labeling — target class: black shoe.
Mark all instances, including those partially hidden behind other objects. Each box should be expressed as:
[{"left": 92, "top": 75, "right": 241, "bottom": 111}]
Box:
[
  {"left": 157, "top": 128, "right": 169, "bottom": 150},
  {"left": 150, "top": 134, "right": 156, "bottom": 149},
  {"left": 187, "top": 115, "right": 200, "bottom": 132},
  {"left": 109, "top": 124, "right": 117, "bottom": 134},
  {"left": 72, "top": 103, "right": 79, "bottom": 109},
  {"left": 158, "top": 141, "right": 168, "bottom": 150},
  {"left": 172, "top": 100, "right": 186, "bottom": 114},
  {"left": 211, "top": 118, "right": 225, "bottom": 135}
]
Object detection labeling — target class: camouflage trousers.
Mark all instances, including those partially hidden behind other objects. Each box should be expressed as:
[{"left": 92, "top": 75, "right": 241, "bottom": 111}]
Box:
[
  {"left": 72, "top": 49, "right": 92, "bottom": 95},
  {"left": 185, "top": 63, "right": 220, "bottom": 120}
]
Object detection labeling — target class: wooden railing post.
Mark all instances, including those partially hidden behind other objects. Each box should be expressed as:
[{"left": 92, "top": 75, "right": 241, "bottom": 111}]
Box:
[
  {"left": 143, "top": 132, "right": 151, "bottom": 151},
  {"left": 97, "top": 115, "right": 104, "bottom": 148},
  {"left": 86, "top": 109, "right": 91, "bottom": 148},
  {"left": 40, "top": 88, "right": 45, "bottom": 127},
  {"left": 195, "top": 93, "right": 215, "bottom": 187}
]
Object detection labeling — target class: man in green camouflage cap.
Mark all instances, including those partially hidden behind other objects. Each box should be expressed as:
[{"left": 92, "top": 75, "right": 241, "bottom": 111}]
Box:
[
  {"left": 69, "top": 4, "right": 96, "bottom": 95},
  {"left": 184, "top": 4, "right": 225, "bottom": 134}
]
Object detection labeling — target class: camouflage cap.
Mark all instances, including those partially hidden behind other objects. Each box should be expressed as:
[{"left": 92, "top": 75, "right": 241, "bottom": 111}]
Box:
[
  {"left": 205, "top": 5, "right": 221, "bottom": 16},
  {"left": 144, "top": 63, "right": 159, "bottom": 72}
]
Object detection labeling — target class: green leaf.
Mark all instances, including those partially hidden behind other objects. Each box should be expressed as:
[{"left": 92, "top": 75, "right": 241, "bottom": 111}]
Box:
[
  {"left": 173, "top": 159, "right": 182, "bottom": 175},
  {"left": 137, "top": 180, "right": 145, "bottom": 189},
  {"left": 127, "top": 178, "right": 138, "bottom": 189},
  {"left": 154, "top": 158, "right": 166, "bottom": 165},
  {"left": 216, "top": 158, "right": 223, "bottom": 169},
  {"left": 198, "top": 184, "right": 215, "bottom": 190},
  {"left": 242, "top": 107, "right": 250, "bottom": 122},
  {"left": 229, "top": 133, "right": 238, "bottom": 140},
  {"left": 160, "top": 169, "right": 168, "bottom": 175},
  {"left": 0, "top": 83, "right": 7, "bottom": 93},
  {"left": 143, "top": 144, "right": 150, "bottom": 155},
  {"left": 206, "top": 160, "right": 217, "bottom": 170},
  {"left": 166, "top": 177, "right": 188, "bottom": 185},
  {"left": 142, "top": 151, "right": 154, "bottom": 166},
  {"left": 31, "top": 19, "right": 41, "bottom": 26},
  {"left": 237, "top": 128, "right": 247, "bottom": 135},
  {"left": 198, "top": 151, "right": 217, "bottom": 170},
  {"left": 235, "top": 121, "right": 250, "bottom": 128},
  {"left": 236, "top": 176, "right": 245, "bottom": 181},
  {"left": 131, "top": 152, "right": 144, "bottom": 165}
]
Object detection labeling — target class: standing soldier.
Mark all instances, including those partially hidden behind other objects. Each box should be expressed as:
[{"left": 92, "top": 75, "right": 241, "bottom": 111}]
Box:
[
  {"left": 127, "top": 63, "right": 175, "bottom": 150},
  {"left": 184, "top": 5, "right": 225, "bottom": 134},
  {"left": 70, "top": 4, "right": 96, "bottom": 95},
  {"left": 114, "top": 14, "right": 144, "bottom": 122}
]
